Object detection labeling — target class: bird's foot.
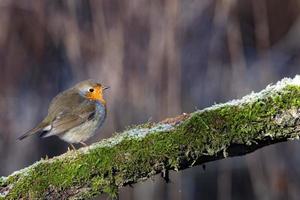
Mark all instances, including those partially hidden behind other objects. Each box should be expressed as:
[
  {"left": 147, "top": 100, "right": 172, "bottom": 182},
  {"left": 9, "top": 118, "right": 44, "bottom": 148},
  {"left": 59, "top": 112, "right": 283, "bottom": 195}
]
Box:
[
  {"left": 80, "top": 142, "right": 88, "bottom": 147},
  {"left": 68, "top": 144, "right": 77, "bottom": 151}
]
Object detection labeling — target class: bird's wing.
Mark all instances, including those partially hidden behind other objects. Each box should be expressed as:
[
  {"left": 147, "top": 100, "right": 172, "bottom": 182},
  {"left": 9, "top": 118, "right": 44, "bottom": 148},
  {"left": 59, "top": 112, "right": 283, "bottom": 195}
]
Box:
[
  {"left": 48, "top": 90, "right": 84, "bottom": 116},
  {"left": 42, "top": 101, "right": 96, "bottom": 137}
]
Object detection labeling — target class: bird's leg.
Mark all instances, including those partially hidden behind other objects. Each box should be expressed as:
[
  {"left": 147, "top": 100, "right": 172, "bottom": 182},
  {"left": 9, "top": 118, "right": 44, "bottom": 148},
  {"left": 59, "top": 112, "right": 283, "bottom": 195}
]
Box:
[
  {"left": 68, "top": 143, "right": 76, "bottom": 151},
  {"left": 80, "top": 142, "right": 88, "bottom": 147}
]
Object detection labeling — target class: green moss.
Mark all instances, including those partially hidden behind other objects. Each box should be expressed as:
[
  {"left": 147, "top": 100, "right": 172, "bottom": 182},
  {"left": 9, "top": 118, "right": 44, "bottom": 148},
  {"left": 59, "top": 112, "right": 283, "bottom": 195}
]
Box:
[
  {"left": 2, "top": 84, "right": 300, "bottom": 199},
  {"left": 0, "top": 177, "right": 4, "bottom": 186}
]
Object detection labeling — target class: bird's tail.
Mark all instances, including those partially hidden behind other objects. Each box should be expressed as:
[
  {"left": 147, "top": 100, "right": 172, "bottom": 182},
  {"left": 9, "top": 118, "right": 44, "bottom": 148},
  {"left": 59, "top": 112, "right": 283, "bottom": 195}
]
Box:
[{"left": 18, "top": 122, "right": 50, "bottom": 140}]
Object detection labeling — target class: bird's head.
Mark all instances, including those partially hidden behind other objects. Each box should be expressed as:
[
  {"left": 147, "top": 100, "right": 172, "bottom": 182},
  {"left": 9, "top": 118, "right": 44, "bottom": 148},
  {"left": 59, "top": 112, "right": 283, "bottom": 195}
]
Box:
[{"left": 76, "top": 79, "right": 109, "bottom": 105}]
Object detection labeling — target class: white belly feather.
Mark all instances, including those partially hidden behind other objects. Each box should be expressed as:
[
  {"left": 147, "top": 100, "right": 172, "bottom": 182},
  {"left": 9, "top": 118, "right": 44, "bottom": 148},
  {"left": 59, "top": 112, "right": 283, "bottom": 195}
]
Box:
[
  {"left": 59, "top": 102, "right": 106, "bottom": 143},
  {"left": 59, "top": 119, "right": 99, "bottom": 143}
]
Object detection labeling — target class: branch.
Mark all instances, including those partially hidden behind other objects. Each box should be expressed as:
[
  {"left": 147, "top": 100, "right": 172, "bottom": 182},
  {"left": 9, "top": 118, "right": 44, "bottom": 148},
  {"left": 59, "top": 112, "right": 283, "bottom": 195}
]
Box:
[{"left": 2, "top": 76, "right": 300, "bottom": 199}]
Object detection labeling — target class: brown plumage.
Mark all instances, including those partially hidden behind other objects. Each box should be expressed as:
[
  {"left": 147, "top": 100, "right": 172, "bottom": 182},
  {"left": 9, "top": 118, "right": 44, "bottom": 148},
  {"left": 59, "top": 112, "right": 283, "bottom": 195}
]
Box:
[{"left": 18, "top": 79, "right": 108, "bottom": 145}]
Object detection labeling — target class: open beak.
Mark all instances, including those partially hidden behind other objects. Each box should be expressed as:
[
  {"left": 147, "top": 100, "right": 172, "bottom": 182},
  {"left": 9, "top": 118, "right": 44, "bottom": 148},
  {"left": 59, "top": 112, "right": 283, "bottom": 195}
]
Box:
[{"left": 103, "top": 86, "right": 110, "bottom": 90}]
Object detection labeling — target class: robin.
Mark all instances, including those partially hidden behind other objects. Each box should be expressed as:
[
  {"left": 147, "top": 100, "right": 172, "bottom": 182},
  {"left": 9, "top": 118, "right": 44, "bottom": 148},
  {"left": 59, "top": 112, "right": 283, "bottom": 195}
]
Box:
[{"left": 18, "top": 79, "right": 109, "bottom": 148}]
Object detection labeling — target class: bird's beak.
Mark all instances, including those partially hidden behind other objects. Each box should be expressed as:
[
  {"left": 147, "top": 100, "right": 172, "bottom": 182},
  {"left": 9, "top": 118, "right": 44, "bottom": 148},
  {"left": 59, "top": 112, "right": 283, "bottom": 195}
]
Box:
[{"left": 103, "top": 86, "right": 110, "bottom": 91}]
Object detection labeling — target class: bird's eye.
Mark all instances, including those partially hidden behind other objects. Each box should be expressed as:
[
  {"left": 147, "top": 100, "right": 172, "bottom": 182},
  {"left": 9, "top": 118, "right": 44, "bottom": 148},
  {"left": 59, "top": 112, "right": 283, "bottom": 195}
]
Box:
[{"left": 89, "top": 88, "right": 94, "bottom": 92}]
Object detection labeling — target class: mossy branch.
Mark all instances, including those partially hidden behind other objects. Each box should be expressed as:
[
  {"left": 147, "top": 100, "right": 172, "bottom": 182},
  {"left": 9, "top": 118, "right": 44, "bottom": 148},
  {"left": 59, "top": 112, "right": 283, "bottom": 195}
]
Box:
[{"left": 2, "top": 76, "right": 300, "bottom": 199}]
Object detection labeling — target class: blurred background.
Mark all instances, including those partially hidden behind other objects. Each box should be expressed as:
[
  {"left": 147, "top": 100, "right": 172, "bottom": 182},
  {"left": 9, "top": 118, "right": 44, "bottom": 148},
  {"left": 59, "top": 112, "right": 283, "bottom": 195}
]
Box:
[{"left": 1, "top": 0, "right": 300, "bottom": 199}]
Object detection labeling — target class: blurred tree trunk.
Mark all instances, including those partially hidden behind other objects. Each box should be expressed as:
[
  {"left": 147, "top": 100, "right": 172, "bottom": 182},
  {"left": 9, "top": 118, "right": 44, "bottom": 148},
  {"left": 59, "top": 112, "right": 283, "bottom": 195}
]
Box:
[{"left": 1, "top": 76, "right": 300, "bottom": 200}]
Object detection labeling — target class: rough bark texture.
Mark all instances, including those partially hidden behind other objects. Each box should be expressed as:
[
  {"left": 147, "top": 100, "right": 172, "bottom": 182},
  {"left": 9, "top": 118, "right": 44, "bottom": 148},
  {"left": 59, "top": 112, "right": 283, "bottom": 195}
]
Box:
[{"left": 2, "top": 76, "right": 300, "bottom": 199}]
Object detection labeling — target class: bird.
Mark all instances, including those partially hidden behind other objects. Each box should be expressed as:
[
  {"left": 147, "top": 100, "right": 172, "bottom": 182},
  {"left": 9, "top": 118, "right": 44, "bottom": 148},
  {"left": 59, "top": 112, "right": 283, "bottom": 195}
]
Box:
[{"left": 18, "top": 79, "right": 109, "bottom": 149}]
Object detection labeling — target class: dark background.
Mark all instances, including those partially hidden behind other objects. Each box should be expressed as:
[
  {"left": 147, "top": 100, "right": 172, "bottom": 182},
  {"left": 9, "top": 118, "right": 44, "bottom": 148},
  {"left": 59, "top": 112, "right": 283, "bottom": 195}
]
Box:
[{"left": 1, "top": 0, "right": 300, "bottom": 199}]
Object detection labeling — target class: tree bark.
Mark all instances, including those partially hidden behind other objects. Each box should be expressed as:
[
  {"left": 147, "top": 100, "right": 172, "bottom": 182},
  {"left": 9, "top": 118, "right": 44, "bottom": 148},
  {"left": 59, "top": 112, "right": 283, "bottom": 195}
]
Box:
[{"left": 1, "top": 76, "right": 300, "bottom": 199}]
